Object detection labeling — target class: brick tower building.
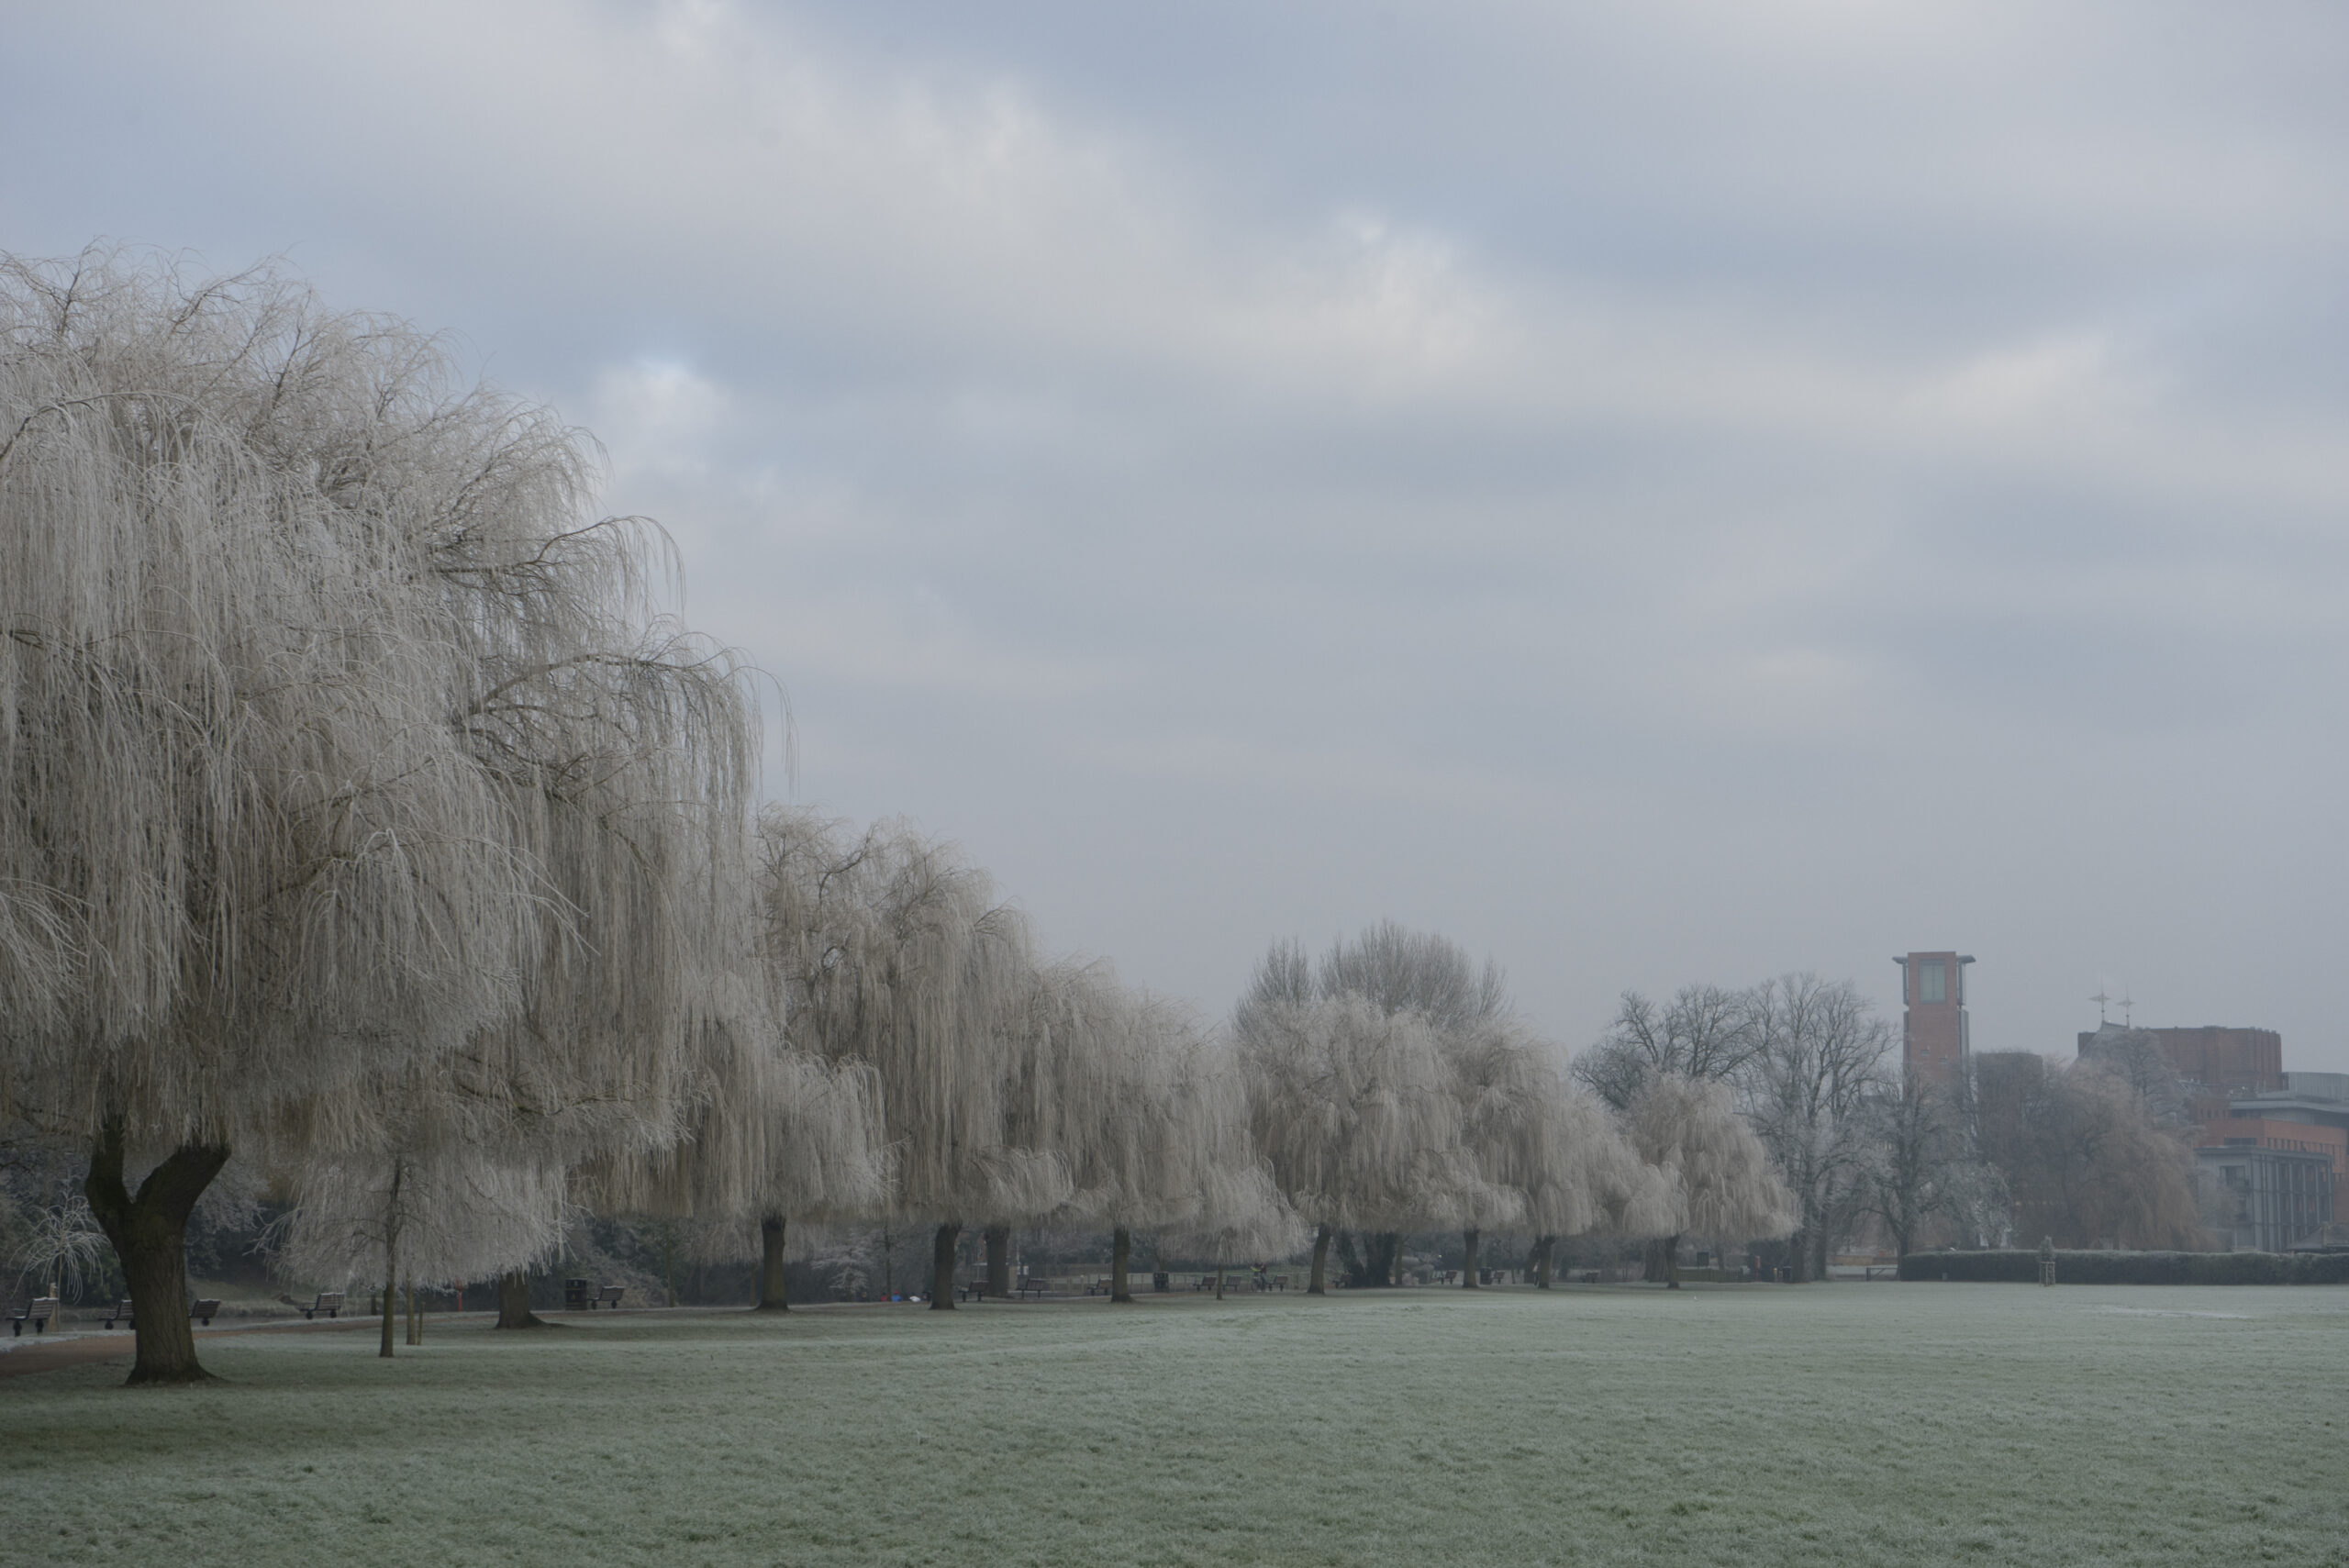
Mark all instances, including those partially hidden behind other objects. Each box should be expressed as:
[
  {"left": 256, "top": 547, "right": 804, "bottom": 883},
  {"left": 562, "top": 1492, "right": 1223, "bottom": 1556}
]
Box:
[{"left": 1896, "top": 951, "right": 1974, "bottom": 1092}]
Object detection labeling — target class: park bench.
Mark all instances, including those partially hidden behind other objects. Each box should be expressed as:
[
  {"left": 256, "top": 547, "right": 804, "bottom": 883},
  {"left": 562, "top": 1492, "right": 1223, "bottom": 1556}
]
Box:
[
  {"left": 587, "top": 1284, "right": 625, "bottom": 1309},
  {"left": 189, "top": 1298, "right": 222, "bottom": 1325},
  {"left": 102, "top": 1298, "right": 134, "bottom": 1329},
  {"left": 1016, "top": 1275, "right": 1048, "bottom": 1299},
  {"left": 9, "top": 1296, "right": 61, "bottom": 1336},
  {"left": 301, "top": 1291, "right": 345, "bottom": 1319}
]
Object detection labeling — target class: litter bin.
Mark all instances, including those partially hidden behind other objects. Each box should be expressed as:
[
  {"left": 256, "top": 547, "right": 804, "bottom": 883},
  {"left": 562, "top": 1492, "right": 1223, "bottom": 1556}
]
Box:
[
  {"left": 563, "top": 1278, "right": 591, "bottom": 1311},
  {"left": 1152, "top": 1271, "right": 1171, "bottom": 1293}
]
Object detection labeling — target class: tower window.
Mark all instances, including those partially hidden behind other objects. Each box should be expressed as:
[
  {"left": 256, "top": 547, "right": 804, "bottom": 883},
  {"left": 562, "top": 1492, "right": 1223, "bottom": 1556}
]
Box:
[{"left": 1918, "top": 960, "right": 1945, "bottom": 1004}]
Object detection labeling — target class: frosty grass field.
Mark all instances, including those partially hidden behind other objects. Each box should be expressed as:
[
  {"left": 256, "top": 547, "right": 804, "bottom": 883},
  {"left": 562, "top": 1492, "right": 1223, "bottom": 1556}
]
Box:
[{"left": 5, "top": 1284, "right": 2346, "bottom": 1567}]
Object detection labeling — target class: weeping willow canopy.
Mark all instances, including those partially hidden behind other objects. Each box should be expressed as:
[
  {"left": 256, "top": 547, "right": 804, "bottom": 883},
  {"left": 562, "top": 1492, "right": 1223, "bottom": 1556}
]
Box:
[
  {"left": 759, "top": 807, "right": 1063, "bottom": 1225},
  {"left": 1239, "top": 924, "right": 1649, "bottom": 1244},
  {"left": 1626, "top": 1073, "right": 1796, "bottom": 1240},
  {"left": 0, "top": 250, "right": 763, "bottom": 1234}
]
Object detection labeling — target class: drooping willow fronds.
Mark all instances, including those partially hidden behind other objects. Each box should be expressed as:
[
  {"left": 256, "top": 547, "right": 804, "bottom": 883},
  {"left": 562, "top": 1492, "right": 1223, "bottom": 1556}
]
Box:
[
  {"left": 759, "top": 807, "right": 1052, "bottom": 1223},
  {"left": 1163, "top": 1028, "right": 1304, "bottom": 1264},
  {"left": 3, "top": 250, "right": 767, "bottom": 1298},
  {"left": 585, "top": 1010, "right": 889, "bottom": 1239},
  {"left": 275, "top": 1145, "right": 568, "bottom": 1290},
  {"left": 1238, "top": 923, "right": 1654, "bottom": 1245},
  {"left": 0, "top": 250, "right": 550, "bottom": 1148},
  {"left": 1626, "top": 1073, "right": 1796, "bottom": 1240},
  {"left": 1239, "top": 994, "right": 1464, "bottom": 1233},
  {"left": 1007, "top": 961, "right": 1230, "bottom": 1232}
]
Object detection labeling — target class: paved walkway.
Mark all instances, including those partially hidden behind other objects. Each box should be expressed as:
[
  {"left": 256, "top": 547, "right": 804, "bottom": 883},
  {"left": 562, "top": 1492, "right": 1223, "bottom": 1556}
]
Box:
[{"left": 0, "top": 1313, "right": 392, "bottom": 1379}]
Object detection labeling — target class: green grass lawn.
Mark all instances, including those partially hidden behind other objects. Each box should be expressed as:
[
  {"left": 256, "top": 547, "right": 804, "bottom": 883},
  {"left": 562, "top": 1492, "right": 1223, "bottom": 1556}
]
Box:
[{"left": 5, "top": 1283, "right": 2346, "bottom": 1566}]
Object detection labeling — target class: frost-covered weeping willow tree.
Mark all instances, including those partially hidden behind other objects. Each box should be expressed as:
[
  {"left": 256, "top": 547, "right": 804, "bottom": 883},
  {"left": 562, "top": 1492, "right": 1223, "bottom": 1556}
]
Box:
[
  {"left": 301, "top": 503, "right": 767, "bottom": 1344},
  {"left": 1439, "top": 1023, "right": 1659, "bottom": 1288},
  {"left": 587, "top": 1001, "right": 886, "bottom": 1316},
  {"left": 1238, "top": 984, "right": 1463, "bottom": 1294},
  {"left": 1626, "top": 1073, "right": 1795, "bottom": 1287},
  {"left": 0, "top": 250, "right": 766, "bottom": 1378},
  {"left": 1322, "top": 923, "right": 1511, "bottom": 1286},
  {"left": 760, "top": 808, "right": 1056, "bottom": 1309},
  {"left": 0, "top": 254, "right": 560, "bottom": 1381},
  {"left": 1004, "top": 962, "right": 1232, "bottom": 1303},
  {"left": 1161, "top": 1029, "right": 1300, "bottom": 1298},
  {"left": 1237, "top": 923, "right": 1650, "bottom": 1292},
  {"left": 439, "top": 413, "right": 765, "bottom": 1332}
]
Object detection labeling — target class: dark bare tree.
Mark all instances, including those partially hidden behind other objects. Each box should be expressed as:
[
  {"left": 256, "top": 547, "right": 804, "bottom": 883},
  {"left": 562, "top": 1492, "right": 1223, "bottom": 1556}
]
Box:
[
  {"left": 1973, "top": 1052, "right": 2203, "bottom": 1249},
  {"left": 1743, "top": 974, "right": 1890, "bottom": 1282},
  {"left": 1854, "top": 1077, "right": 1998, "bottom": 1257},
  {"left": 1574, "top": 985, "right": 1759, "bottom": 1111}
]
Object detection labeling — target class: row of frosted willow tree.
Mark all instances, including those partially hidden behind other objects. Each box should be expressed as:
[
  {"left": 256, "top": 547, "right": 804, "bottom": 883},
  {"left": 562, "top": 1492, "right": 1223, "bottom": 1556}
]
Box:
[
  {"left": 0, "top": 252, "right": 1796, "bottom": 1387},
  {"left": 1235, "top": 924, "right": 1793, "bottom": 1294}
]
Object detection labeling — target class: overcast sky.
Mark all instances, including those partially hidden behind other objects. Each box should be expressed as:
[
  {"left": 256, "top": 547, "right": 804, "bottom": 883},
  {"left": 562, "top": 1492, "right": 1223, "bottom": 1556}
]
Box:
[{"left": 8, "top": 2, "right": 2346, "bottom": 1071}]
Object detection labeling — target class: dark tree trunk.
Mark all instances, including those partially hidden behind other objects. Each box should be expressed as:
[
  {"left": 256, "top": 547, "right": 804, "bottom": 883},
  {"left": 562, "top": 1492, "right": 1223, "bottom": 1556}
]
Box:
[
  {"left": 1308, "top": 1223, "right": 1332, "bottom": 1295},
  {"left": 1788, "top": 1229, "right": 1812, "bottom": 1284},
  {"left": 1341, "top": 1229, "right": 1400, "bottom": 1287},
  {"left": 378, "top": 1157, "right": 406, "bottom": 1357},
  {"left": 1214, "top": 1260, "right": 1226, "bottom": 1299},
  {"left": 985, "top": 1226, "right": 1011, "bottom": 1298},
  {"left": 929, "top": 1222, "right": 959, "bottom": 1309},
  {"left": 1462, "top": 1229, "right": 1481, "bottom": 1287},
  {"left": 83, "top": 1121, "right": 229, "bottom": 1385},
  {"left": 753, "top": 1214, "right": 789, "bottom": 1311},
  {"left": 379, "top": 1262, "right": 397, "bottom": 1359},
  {"left": 1110, "top": 1226, "right": 1134, "bottom": 1303},
  {"left": 1813, "top": 1227, "right": 1831, "bottom": 1284},
  {"left": 495, "top": 1270, "right": 548, "bottom": 1329},
  {"left": 1532, "top": 1235, "right": 1555, "bottom": 1289},
  {"left": 1664, "top": 1232, "right": 1683, "bottom": 1289}
]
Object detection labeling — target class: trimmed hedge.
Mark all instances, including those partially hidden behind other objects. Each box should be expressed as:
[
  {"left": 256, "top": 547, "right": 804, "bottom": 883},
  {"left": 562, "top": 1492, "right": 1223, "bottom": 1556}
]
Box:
[{"left": 1898, "top": 1249, "right": 2349, "bottom": 1284}]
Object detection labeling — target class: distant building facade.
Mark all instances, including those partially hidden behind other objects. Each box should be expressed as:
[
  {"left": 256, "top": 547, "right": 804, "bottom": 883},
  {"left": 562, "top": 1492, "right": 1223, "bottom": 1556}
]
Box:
[
  {"left": 2196, "top": 1142, "right": 2333, "bottom": 1254},
  {"left": 2224, "top": 1072, "right": 2349, "bottom": 1184},
  {"left": 2075, "top": 1024, "right": 2339, "bottom": 1249},
  {"left": 2078, "top": 1022, "right": 2282, "bottom": 1118},
  {"left": 1895, "top": 951, "right": 1973, "bottom": 1093}
]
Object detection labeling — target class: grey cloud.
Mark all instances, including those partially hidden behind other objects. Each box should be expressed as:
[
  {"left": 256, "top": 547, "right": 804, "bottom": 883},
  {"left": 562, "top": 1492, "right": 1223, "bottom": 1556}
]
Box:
[{"left": 5, "top": 0, "right": 2346, "bottom": 1068}]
